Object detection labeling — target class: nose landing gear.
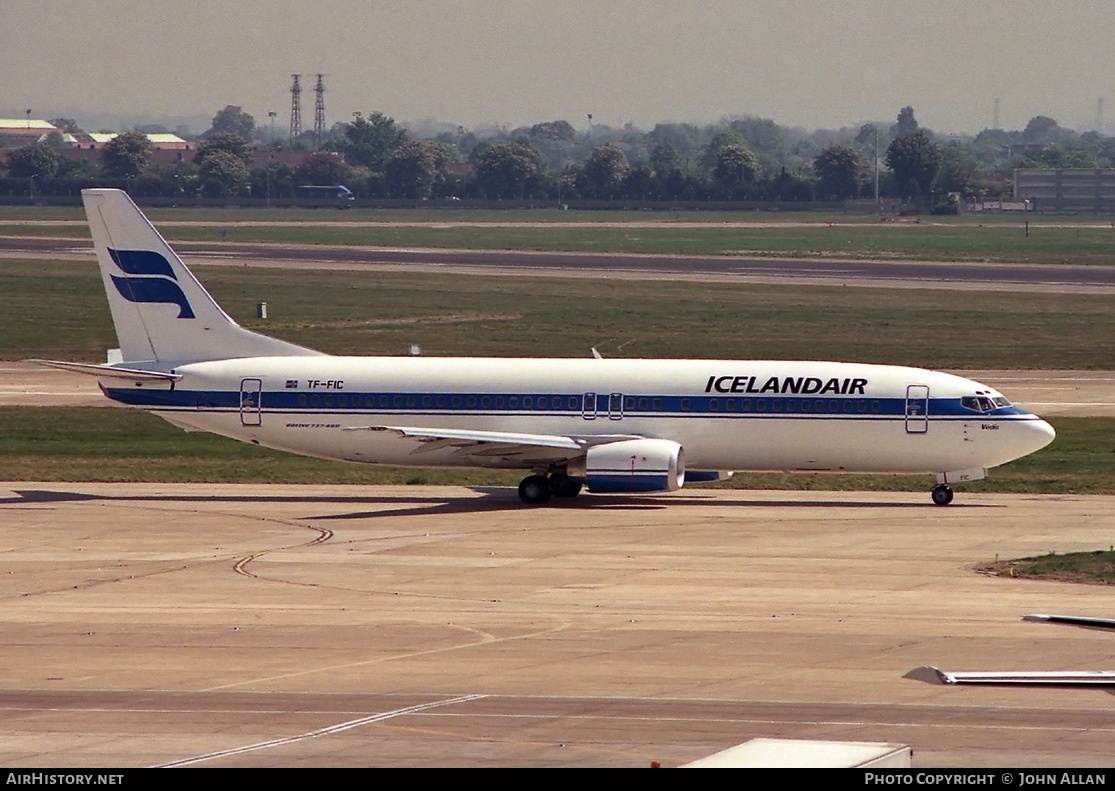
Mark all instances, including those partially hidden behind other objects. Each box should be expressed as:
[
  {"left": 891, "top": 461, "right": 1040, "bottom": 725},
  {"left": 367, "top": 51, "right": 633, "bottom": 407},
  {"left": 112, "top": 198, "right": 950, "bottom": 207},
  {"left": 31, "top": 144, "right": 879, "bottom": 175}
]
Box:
[{"left": 931, "top": 484, "right": 954, "bottom": 506}]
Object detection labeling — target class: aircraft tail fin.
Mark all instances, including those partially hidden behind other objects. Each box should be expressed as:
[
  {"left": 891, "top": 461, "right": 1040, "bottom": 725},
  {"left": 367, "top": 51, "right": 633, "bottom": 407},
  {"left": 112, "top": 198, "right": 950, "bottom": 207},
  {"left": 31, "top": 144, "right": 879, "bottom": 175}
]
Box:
[{"left": 81, "top": 189, "right": 322, "bottom": 367}]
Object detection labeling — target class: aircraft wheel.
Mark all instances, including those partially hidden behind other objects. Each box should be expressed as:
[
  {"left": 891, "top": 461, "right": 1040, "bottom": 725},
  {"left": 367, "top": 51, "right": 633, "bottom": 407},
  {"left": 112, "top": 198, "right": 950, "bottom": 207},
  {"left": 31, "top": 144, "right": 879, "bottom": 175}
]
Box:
[
  {"left": 518, "top": 474, "right": 552, "bottom": 505},
  {"left": 931, "top": 484, "right": 954, "bottom": 506},
  {"left": 549, "top": 473, "right": 583, "bottom": 499}
]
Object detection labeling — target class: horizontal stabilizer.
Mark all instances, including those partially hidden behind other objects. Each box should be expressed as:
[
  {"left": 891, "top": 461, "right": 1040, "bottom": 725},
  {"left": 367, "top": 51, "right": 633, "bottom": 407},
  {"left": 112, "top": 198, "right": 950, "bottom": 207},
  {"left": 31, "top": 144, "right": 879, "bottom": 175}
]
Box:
[{"left": 28, "top": 359, "right": 182, "bottom": 382}]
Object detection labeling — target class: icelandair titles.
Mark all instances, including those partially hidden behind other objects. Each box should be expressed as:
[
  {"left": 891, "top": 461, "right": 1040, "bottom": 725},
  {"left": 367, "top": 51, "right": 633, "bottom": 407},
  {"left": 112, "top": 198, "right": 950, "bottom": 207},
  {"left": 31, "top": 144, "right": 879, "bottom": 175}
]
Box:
[{"left": 704, "top": 375, "right": 868, "bottom": 396}]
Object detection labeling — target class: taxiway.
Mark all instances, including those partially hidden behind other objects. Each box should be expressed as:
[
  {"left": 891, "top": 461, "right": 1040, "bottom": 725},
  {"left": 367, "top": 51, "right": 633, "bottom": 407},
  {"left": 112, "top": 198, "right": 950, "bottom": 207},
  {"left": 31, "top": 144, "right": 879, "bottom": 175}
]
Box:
[{"left": 1, "top": 485, "right": 1114, "bottom": 767}]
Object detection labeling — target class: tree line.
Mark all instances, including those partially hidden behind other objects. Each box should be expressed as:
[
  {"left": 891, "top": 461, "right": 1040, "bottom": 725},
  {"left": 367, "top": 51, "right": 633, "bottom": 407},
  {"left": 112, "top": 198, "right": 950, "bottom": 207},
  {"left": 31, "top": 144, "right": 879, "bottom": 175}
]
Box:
[{"left": 4, "top": 105, "right": 1115, "bottom": 209}]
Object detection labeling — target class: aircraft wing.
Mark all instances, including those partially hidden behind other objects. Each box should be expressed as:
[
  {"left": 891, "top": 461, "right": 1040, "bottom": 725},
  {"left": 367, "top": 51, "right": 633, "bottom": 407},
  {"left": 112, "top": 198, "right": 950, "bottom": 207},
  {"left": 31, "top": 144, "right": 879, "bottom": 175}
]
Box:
[
  {"left": 907, "top": 613, "right": 1115, "bottom": 692},
  {"left": 343, "top": 425, "right": 643, "bottom": 465},
  {"left": 1023, "top": 614, "right": 1115, "bottom": 632},
  {"left": 905, "top": 666, "right": 1115, "bottom": 689}
]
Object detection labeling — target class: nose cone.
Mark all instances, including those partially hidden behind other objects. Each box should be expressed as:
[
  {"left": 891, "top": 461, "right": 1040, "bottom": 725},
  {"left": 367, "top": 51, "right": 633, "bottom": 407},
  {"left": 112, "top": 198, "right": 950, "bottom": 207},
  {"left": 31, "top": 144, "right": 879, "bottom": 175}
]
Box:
[
  {"left": 1016, "top": 417, "right": 1056, "bottom": 458},
  {"left": 982, "top": 416, "right": 1055, "bottom": 469}
]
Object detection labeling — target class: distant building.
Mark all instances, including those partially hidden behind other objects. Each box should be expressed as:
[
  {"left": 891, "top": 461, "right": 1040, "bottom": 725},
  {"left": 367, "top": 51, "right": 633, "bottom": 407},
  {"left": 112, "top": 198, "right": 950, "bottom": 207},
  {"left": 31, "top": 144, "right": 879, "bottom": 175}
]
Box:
[
  {"left": 67, "top": 132, "right": 114, "bottom": 150},
  {"left": 1014, "top": 168, "right": 1115, "bottom": 211},
  {"left": 0, "top": 118, "right": 59, "bottom": 146},
  {"left": 144, "top": 133, "right": 191, "bottom": 151},
  {"left": 71, "top": 132, "right": 192, "bottom": 151}
]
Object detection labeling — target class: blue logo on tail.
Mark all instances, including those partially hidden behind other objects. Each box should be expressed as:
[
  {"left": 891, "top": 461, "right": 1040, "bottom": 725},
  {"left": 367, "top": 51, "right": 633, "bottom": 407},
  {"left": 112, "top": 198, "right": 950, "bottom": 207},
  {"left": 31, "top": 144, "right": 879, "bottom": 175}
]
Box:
[{"left": 108, "top": 248, "right": 194, "bottom": 319}]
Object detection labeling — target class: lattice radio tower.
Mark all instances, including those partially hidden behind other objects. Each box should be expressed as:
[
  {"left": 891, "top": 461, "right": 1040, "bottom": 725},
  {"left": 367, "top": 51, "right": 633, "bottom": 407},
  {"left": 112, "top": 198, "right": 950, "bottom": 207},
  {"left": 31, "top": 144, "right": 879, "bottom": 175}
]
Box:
[
  {"left": 313, "top": 74, "right": 326, "bottom": 149},
  {"left": 289, "top": 74, "right": 302, "bottom": 145}
]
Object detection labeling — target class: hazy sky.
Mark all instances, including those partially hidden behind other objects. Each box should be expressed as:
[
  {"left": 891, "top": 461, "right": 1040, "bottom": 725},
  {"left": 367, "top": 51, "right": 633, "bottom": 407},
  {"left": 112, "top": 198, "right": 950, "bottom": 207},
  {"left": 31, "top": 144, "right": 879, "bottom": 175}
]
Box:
[{"left": 6, "top": 0, "right": 1115, "bottom": 135}]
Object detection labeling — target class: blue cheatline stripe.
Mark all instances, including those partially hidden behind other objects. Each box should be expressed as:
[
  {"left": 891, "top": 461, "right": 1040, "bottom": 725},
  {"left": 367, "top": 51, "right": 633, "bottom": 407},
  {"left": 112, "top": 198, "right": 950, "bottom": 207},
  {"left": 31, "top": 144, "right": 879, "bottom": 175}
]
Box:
[
  {"left": 103, "top": 387, "right": 1038, "bottom": 422},
  {"left": 586, "top": 473, "right": 673, "bottom": 493}
]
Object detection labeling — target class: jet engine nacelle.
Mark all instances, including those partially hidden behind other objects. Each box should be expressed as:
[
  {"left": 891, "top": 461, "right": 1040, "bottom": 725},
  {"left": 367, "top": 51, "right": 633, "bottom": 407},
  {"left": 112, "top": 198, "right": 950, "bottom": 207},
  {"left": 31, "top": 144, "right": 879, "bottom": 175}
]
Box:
[{"left": 572, "top": 438, "right": 685, "bottom": 494}]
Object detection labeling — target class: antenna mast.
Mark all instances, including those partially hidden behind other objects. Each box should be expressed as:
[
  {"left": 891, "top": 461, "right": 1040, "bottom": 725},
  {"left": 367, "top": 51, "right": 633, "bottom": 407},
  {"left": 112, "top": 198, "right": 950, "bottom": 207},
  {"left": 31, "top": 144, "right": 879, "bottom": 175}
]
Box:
[
  {"left": 289, "top": 74, "right": 302, "bottom": 145},
  {"left": 314, "top": 74, "right": 326, "bottom": 149}
]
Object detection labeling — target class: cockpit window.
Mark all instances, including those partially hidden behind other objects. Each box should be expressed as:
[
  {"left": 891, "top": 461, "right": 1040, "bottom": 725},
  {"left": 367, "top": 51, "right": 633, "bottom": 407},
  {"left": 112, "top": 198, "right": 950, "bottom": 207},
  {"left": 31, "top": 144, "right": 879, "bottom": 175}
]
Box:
[
  {"left": 961, "top": 396, "right": 999, "bottom": 412},
  {"left": 992, "top": 396, "right": 1011, "bottom": 407}
]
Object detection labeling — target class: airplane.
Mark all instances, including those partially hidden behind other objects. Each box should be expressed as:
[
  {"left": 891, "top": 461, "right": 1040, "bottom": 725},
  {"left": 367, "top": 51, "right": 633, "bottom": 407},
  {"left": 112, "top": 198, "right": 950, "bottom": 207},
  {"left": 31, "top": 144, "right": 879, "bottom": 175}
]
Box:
[
  {"left": 906, "top": 614, "right": 1115, "bottom": 691},
  {"left": 33, "top": 189, "right": 1055, "bottom": 506}
]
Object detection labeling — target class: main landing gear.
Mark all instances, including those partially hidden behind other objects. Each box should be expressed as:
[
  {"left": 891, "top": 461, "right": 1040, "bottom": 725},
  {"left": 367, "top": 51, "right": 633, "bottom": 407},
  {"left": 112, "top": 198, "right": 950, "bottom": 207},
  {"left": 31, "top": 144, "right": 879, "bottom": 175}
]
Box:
[
  {"left": 518, "top": 472, "right": 584, "bottom": 505},
  {"left": 931, "top": 484, "right": 954, "bottom": 506}
]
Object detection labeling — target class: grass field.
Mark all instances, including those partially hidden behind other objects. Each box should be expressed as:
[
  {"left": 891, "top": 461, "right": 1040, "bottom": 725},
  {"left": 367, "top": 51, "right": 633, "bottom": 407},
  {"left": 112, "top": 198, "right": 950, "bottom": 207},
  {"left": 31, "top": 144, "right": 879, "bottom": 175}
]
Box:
[
  {"left": 979, "top": 550, "right": 1115, "bottom": 584},
  {"left": 3, "top": 258, "right": 1111, "bottom": 369},
  {"left": 1, "top": 204, "right": 1100, "bottom": 223}
]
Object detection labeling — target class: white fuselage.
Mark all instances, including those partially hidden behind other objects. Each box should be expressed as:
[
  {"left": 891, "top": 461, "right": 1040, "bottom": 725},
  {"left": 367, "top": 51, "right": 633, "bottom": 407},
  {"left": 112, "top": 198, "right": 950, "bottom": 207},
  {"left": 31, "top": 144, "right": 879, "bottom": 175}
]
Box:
[{"left": 102, "top": 356, "right": 1055, "bottom": 477}]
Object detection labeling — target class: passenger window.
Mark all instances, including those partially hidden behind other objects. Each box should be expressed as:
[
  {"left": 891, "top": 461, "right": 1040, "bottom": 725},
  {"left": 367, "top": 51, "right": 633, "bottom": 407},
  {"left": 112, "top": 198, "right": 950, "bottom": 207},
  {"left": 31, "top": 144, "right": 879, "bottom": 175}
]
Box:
[
  {"left": 653, "top": 398, "right": 662, "bottom": 410},
  {"left": 297, "top": 395, "right": 307, "bottom": 407},
  {"left": 681, "top": 398, "right": 690, "bottom": 411}
]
